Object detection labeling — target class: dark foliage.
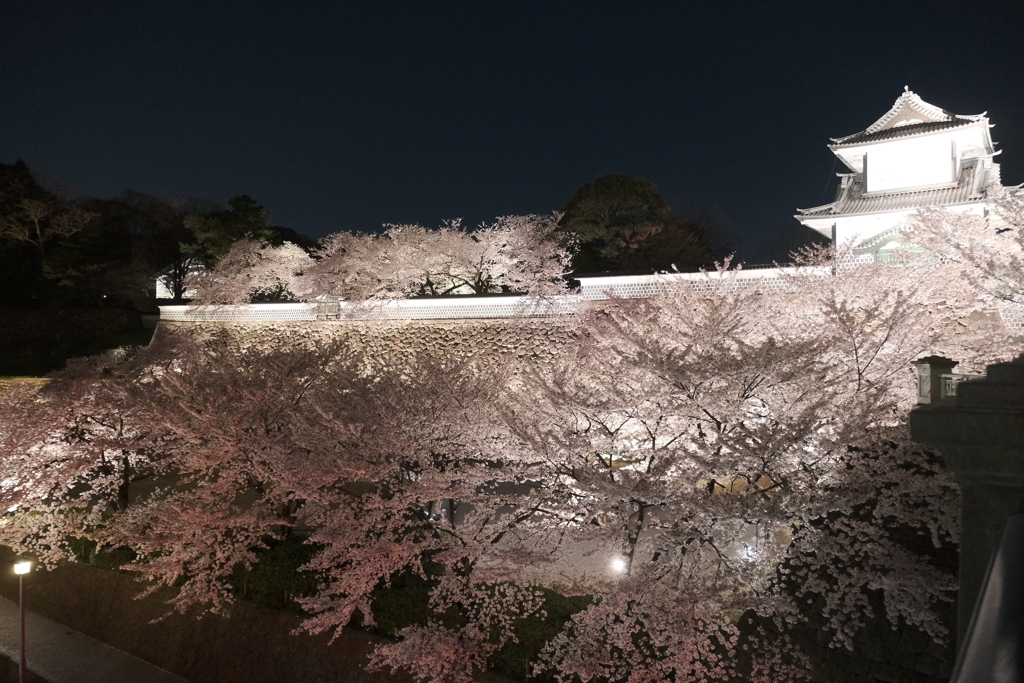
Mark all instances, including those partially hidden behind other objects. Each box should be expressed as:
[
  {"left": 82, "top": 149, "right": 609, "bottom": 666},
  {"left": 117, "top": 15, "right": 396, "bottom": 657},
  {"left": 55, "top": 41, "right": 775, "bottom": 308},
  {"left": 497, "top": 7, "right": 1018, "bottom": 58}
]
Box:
[{"left": 557, "top": 174, "right": 718, "bottom": 275}]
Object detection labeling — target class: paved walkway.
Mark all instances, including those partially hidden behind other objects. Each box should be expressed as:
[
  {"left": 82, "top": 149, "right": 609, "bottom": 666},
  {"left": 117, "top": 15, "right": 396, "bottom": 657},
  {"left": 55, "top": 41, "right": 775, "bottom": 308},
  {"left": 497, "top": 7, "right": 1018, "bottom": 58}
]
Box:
[{"left": 0, "top": 597, "right": 190, "bottom": 683}]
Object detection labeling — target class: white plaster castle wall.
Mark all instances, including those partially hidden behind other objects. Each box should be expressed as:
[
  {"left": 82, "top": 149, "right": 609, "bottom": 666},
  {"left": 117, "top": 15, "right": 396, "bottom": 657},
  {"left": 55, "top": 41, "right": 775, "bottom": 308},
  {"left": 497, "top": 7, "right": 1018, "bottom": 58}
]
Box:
[{"left": 864, "top": 136, "right": 958, "bottom": 193}]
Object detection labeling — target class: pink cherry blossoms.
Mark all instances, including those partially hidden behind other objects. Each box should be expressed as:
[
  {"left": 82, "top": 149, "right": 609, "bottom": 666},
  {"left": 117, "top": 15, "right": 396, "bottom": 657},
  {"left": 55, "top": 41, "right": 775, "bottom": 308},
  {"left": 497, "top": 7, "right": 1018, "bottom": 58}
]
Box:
[{"left": 1, "top": 214, "right": 1018, "bottom": 681}]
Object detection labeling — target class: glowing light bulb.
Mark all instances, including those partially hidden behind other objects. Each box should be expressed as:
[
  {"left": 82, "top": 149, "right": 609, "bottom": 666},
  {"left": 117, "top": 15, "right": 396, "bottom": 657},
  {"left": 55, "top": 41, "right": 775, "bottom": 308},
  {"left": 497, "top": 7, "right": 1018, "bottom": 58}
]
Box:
[
  {"left": 14, "top": 561, "right": 30, "bottom": 575},
  {"left": 610, "top": 557, "right": 626, "bottom": 573}
]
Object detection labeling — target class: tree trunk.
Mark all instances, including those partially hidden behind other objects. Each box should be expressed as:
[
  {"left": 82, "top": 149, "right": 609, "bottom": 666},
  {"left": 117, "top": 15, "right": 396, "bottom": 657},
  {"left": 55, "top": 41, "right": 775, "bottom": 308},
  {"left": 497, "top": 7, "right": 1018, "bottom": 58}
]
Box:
[{"left": 117, "top": 454, "right": 131, "bottom": 511}]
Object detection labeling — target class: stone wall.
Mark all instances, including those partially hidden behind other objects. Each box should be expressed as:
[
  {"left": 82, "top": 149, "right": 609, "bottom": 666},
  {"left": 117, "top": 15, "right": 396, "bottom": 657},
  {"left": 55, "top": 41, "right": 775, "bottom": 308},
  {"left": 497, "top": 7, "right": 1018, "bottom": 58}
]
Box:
[{"left": 159, "top": 317, "right": 581, "bottom": 367}]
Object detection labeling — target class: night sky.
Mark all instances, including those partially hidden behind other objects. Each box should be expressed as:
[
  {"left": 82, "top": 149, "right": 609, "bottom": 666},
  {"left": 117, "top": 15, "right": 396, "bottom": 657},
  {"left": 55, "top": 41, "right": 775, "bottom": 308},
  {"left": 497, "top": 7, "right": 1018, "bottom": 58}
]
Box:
[{"left": 3, "top": 1, "right": 1023, "bottom": 255}]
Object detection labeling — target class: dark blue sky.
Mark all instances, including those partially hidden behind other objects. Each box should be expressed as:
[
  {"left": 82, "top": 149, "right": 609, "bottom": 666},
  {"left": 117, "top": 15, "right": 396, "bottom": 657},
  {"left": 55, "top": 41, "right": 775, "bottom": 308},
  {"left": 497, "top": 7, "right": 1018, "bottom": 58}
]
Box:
[{"left": 3, "top": 1, "right": 1023, "bottom": 254}]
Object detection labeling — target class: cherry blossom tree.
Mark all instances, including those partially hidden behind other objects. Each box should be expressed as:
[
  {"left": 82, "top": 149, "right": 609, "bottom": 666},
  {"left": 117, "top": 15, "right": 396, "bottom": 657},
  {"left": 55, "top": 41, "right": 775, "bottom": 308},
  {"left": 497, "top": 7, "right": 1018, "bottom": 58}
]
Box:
[
  {"left": 0, "top": 351, "right": 167, "bottom": 566},
  {"left": 186, "top": 238, "right": 313, "bottom": 305},
  {"left": 0, "top": 245, "right": 1010, "bottom": 682},
  {"left": 185, "top": 214, "right": 572, "bottom": 306},
  {"left": 301, "top": 213, "right": 572, "bottom": 301},
  {"left": 89, "top": 332, "right": 363, "bottom": 614},
  {"left": 358, "top": 250, "right": 1002, "bottom": 681},
  {"left": 1, "top": 330, "right": 521, "bottom": 628},
  {"left": 910, "top": 185, "right": 1024, "bottom": 308}
]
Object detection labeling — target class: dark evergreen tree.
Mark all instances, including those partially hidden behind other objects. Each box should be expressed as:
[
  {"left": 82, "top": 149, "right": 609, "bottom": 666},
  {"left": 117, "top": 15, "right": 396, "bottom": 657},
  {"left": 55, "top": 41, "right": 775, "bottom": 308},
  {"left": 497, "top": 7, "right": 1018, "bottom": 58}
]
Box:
[{"left": 557, "top": 174, "right": 717, "bottom": 274}]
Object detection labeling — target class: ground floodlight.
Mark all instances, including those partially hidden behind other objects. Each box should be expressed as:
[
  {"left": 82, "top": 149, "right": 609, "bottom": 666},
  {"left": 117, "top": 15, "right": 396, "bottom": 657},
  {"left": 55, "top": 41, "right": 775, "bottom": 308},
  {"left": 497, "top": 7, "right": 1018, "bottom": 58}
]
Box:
[
  {"left": 610, "top": 557, "right": 626, "bottom": 573},
  {"left": 15, "top": 558, "right": 30, "bottom": 683}
]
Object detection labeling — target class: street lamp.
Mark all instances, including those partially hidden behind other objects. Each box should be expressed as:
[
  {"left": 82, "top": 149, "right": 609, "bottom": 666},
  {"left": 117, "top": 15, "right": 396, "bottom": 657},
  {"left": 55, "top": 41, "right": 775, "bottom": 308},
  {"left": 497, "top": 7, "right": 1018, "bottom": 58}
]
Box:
[{"left": 14, "top": 560, "right": 30, "bottom": 683}]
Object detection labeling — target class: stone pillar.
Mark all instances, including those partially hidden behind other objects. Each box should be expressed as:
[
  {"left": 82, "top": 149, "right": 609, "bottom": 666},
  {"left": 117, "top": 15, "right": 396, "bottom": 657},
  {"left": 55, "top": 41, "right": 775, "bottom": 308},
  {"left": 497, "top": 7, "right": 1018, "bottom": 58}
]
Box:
[{"left": 909, "top": 353, "right": 1024, "bottom": 646}]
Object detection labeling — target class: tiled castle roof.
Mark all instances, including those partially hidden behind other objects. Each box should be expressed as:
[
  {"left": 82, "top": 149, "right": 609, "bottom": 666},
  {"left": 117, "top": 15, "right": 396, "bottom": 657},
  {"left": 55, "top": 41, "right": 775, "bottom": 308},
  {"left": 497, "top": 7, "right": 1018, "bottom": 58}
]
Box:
[
  {"left": 797, "top": 158, "right": 996, "bottom": 219},
  {"left": 831, "top": 117, "right": 981, "bottom": 147},
  {"left": 830, "top": 87, "right": 985, "bottom": 148}
]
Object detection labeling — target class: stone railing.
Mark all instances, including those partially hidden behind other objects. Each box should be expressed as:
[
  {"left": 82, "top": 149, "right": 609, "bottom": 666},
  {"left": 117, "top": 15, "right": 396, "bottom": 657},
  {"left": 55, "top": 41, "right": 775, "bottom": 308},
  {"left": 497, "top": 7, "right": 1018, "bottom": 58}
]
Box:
[{"left": 941, "top": 373, "right": 970, "bottom": 398}]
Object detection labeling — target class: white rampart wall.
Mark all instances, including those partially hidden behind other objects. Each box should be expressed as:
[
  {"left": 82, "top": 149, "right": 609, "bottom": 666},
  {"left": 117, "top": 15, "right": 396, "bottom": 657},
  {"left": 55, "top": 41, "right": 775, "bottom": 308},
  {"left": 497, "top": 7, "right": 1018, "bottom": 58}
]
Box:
[
  {"left": 159, "top": 295, "right": 581, "bottom": 323},
  {"left": 577, "top": 267, "right": 825, "bottom": 299},
  {"left": 159, "top": 303, "right": 319, "bottom": 322},
  {"left": 158, "top": 269, "right": 822, "bottom": 323}
]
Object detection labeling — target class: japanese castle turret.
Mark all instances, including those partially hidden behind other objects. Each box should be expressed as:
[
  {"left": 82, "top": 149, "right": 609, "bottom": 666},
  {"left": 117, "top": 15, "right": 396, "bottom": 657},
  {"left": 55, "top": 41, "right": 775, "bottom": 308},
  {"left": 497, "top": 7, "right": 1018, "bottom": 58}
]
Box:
[{"left": 797, "top": 88, "right": 1002, "bottom": 260}]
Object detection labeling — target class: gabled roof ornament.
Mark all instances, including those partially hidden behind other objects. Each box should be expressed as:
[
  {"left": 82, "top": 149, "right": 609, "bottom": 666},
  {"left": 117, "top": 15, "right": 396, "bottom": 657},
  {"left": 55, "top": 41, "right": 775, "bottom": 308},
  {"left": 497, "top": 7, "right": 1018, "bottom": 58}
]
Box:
[
  {"left": 864, "top": 88, "right": 953, "bottom": 135},
  {"left": 829, "top": 89, "right": 986, "bottom": 145}
]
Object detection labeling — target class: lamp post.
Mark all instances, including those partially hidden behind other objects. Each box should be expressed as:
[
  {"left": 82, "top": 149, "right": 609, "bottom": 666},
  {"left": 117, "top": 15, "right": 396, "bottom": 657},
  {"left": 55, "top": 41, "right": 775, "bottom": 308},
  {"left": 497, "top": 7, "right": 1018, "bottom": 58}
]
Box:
[{"left": 14, "top": 560, "right": 30, "bottom": 683}]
